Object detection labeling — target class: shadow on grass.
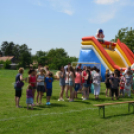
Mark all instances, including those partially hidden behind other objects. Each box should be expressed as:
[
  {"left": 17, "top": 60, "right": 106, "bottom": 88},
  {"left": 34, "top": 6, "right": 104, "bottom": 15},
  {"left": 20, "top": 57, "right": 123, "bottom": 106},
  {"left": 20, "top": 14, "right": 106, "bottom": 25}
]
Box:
[
  {"left": 89, "top": 97, "right": 111, "bottom": 102},
  {"left": 23, "top": 107, "right": 43, "bottom": 110},
  {"left": 38, "top": 103, "right": 67, "bottom": 109},
  {"left": 73, "top": 100, "right": 91, "bottom": 104},
  {"left": 42, "top": 96, "right": 58, "bottom": 101},
  {"left": 105, "top": 113, "right": 134, "bottom": 119}
]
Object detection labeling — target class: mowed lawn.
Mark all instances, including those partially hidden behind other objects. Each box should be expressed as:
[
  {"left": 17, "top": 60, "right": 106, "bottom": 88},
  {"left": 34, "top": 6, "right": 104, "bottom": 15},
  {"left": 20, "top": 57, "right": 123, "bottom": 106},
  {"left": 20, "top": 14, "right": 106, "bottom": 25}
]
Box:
[{"left": 0, "top": 70, "right": 134, "bottom": 134}]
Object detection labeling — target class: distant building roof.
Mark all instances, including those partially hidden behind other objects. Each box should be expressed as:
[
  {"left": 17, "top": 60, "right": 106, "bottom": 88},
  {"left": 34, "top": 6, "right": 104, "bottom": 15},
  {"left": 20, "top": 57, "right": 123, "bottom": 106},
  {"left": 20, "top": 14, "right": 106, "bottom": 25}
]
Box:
[{"left": 0, "top": 56, "right": 14, "bottom": 61}]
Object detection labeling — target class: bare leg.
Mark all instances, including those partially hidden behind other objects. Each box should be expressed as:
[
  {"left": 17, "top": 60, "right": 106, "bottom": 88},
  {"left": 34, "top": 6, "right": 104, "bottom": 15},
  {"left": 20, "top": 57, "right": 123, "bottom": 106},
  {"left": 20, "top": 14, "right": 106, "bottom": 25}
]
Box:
[
  {"left": 39, "top": 91, "right": 43, "bottom": 104},
  {"left": 83, "top": 87, "right": 87, "bottom": 99},
  {"left": 15, "top": 96, "right": 17, "bottom": 107},
  {"left": 46, "top": 96, "right": 51, "bottom": 102},
  {"left": 65, "top": 85, "right": 69, "bottom": 98},
  {"left": 36, "top": 92, "right": 39, "bottom": 104},
  {"left": 106, "top": 88, "right": 108, "bottom": 97},
  {"left": 30, "top": 104, "right": 33, "bottom": 110},
  {"left": 59, "top": 86, "right": 65, "bottom": 99},
  {"left": 69, "top": 86, "right": 72, "bottom": 100},
  {"left": 87, "top": 88, "right": 89, "bottom": 99},
  {"left": 16, "top": 97, "right": 20, "bottom": 107},
  {"left": 74, "top": 91, "right": 77, "bottom": 98}
]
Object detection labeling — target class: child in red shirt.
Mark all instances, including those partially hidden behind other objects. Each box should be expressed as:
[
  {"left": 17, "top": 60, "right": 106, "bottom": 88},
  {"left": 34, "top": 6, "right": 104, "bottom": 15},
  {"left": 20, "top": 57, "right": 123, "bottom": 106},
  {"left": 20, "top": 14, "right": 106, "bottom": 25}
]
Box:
[{"left": 120, "top": 76, "right": 125, "bottom": 97}]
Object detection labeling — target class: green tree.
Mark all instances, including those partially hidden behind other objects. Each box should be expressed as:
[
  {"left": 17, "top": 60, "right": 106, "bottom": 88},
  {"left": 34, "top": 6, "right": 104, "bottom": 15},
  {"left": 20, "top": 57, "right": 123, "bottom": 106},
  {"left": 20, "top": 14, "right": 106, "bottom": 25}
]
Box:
[
  {"left": 111, "top": 27, "right": 134, "bottom": 51},
  {"left": 1, "top": 41, "right": 15, "bottom": 56},
  {"left": 18, "top": 44, "right": 32, "bottom": 68}
]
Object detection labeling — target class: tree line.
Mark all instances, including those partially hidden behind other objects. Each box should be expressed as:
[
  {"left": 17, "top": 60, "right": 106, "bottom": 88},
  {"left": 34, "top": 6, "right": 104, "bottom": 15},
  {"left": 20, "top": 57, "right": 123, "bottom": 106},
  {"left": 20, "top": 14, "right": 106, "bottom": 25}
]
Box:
[
  {"left": 111, "top": 27, "right": 134, "bottom": 52},
  {"left": 0, "top": 27, "right": 133, "bottom": 69},
  {"left": 0, "top": 42, "right": 78, "bottom": 69}
]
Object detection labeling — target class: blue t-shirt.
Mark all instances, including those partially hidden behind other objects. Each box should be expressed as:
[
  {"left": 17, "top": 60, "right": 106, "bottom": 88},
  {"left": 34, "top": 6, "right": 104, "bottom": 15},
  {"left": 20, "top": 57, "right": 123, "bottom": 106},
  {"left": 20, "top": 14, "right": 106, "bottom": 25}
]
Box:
[{"left": 45, "top": 77, "right": 53, "bottom": 89}]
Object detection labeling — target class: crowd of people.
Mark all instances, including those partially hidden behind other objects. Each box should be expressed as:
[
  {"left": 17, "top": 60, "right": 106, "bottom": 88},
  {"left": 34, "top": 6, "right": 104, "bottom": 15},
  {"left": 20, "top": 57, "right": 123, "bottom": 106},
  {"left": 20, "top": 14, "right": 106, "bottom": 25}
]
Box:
[{"left": 14, "top": 63, "right": 134, "bottom": 109}]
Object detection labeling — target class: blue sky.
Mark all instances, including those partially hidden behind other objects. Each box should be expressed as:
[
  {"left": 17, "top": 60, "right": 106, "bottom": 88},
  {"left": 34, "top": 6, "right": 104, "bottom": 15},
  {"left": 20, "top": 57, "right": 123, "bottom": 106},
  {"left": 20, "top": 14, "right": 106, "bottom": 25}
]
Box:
[{"left": 0, "top": 0, "right": 134, "bottom": 57}]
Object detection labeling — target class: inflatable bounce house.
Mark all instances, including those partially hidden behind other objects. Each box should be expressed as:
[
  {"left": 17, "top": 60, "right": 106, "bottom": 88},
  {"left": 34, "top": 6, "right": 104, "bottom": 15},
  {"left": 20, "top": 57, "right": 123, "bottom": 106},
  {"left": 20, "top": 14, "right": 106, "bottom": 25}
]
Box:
[{"left": 78, "top": 29, "right": 134, "bottom": 81}]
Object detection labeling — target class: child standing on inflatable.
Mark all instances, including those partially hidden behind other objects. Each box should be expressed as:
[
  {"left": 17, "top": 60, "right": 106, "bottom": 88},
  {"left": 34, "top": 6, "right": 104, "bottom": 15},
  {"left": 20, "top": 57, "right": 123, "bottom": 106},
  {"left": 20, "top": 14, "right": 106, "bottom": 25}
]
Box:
[{"left": 96, "top": 29, "right": 105, "bottom": 43}]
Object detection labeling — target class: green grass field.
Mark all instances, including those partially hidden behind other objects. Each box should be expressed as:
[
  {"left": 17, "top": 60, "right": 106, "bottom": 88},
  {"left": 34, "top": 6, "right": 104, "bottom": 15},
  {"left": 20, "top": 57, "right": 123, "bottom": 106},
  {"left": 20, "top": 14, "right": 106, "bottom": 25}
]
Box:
[{"left": 0, "top": 70, "right": 134, "bottom": 134}]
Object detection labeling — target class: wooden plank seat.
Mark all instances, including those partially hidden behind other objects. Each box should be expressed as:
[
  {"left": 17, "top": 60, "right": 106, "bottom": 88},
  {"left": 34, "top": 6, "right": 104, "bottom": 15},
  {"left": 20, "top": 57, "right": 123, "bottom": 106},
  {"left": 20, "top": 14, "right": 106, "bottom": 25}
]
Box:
[{"left": 94, "top": 101, "right": 134, "bottom": 118}]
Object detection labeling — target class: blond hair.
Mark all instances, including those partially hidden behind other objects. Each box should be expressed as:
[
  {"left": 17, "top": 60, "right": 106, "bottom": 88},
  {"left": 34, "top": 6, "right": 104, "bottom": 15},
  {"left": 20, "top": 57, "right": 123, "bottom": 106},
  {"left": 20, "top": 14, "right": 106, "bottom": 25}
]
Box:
[{"left": 18, "top": 68, "right": 24, "bottom": 74}]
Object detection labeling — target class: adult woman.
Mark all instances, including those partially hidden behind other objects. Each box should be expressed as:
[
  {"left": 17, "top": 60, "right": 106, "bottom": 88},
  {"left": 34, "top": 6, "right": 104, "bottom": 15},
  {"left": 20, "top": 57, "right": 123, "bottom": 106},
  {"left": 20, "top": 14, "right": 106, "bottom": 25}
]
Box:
[
  {"left": 74, "top": 68, "right": 82, "bottom": 98},
  {"left": 36, "top": 68, "right": 45, "bottom": 105},
  {"left": 58, "top": 66, "right": 65, "bottom": 101},
  {"left": 66, "top": 66, "right": 75, "bottom": 101},
  {"left": 14, "top": 68, "right": 25, "bottom": 108},
  {"left": 82, "top": 69, "right": 91, "bottom": 100},
  {"left": 45, "top": 66, "right": 50, "bottom": 77},
  {"left": 125, "top": 70, "right": 133, "bottom": 97},
  {"left": 105, "top": 69, "right": 110, "bottom": 97},
  {"left": 93, "top": 69, "right": 102, "bottom": 99}
]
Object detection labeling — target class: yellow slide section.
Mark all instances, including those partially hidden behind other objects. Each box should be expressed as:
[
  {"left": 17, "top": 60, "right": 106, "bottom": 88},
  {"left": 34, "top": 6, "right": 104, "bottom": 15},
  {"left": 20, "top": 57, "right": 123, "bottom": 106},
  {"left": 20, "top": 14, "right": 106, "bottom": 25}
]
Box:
[{"left": 105, "top": 49, "right": 126, "bottom": 68}]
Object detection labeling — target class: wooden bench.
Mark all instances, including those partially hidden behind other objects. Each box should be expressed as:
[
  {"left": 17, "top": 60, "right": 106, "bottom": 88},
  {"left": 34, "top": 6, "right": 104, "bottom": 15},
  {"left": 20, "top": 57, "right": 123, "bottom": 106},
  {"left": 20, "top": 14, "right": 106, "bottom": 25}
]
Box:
[{"left": 94, "top": 101, "right": 134, "bottom": 118}]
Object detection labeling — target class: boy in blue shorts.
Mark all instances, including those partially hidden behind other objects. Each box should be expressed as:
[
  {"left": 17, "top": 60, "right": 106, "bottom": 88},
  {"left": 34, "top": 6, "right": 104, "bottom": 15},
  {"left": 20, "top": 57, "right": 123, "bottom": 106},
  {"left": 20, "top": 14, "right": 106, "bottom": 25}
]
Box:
[{"left": 45, "top": 72, "right": 53, "bottom": 105}]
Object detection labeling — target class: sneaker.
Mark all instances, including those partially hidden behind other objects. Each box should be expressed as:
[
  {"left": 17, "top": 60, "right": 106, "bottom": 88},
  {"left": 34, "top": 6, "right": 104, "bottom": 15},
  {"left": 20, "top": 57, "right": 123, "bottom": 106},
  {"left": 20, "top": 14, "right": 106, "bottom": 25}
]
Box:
[
  {"left": 58, "top": 99, "right": 62, "bottom": 101},
  {"left": 46, "top": 102, "right": 49, "bottom": 105},
  {"left": 82, "top": 98, "right": 86, "bottom": 101},
  {"left": 69, "top": 100, "right": 74, "bottom": 102},
  {"left": 61, "top": 98, "right": 64, "bottom": 101}
]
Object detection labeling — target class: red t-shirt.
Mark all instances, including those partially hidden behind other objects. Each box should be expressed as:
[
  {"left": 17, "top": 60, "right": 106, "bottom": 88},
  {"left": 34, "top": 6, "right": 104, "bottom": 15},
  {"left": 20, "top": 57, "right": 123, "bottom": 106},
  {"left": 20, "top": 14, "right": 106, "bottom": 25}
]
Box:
[
  {"left": 82, "top": 71, "right": 87, "bottom": 83},
  {"left": 120, "top": 82, "right": 125, "bottom": 90},
  {"left": 29, "top": 75, "right": 36, "bottom": 87}
]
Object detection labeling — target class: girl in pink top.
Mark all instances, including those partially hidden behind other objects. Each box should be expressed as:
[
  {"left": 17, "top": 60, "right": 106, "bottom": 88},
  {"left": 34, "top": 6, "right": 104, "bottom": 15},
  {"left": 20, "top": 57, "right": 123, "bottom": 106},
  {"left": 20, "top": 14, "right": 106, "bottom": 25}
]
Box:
[
  {"left": 28, "top": 69, "right": 37, "bottom": 104},
  {"left": 75, "top": 68, "right": 82, "bottom": 98}
]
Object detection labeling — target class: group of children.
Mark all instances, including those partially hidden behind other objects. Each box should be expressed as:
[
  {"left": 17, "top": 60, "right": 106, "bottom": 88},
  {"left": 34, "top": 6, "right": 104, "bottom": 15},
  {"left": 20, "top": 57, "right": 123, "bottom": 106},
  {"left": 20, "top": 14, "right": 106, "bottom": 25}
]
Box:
[
  {"left": 26, "top": 65, "right": 53, "bottom": 109},
  {"left": 105, "top": 67, "right": 134, "bottom": 100},
  {"left": 57, "top": 64, "right": 102, "bottom": 102},
  {"left": 22, "top": 64, "right": 134, "bottom": 109}
]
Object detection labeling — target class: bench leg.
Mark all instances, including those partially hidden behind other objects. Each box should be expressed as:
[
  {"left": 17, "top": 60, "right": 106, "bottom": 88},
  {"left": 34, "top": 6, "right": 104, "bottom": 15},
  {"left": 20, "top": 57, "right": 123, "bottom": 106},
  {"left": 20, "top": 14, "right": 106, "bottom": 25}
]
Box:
[
  {"left": 99, "top": 106, "right": 105, "bottom": 118},
  {"left": 103, "top": 106, "right": 105, "bottom": 118},
  {"left": 128, "top": 103, "right": 130, "bottom": 113},
  {"left": 128, "top": 103, "right": 134, "bottom": 113}
]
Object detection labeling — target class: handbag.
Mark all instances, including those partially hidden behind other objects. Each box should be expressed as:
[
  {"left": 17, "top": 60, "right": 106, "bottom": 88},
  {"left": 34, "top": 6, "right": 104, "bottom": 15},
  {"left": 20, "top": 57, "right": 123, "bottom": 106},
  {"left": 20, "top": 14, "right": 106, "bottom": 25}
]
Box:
[{"left": 16, "top": 80, "right": 24, "bottom": 88}]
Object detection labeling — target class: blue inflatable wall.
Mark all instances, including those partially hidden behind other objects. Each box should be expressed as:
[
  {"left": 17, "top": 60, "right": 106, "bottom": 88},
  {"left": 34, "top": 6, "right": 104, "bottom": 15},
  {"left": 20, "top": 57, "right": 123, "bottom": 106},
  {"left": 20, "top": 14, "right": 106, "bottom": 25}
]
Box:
[{"left": 78, "top": 48, "right": 106, "bottom": 81}]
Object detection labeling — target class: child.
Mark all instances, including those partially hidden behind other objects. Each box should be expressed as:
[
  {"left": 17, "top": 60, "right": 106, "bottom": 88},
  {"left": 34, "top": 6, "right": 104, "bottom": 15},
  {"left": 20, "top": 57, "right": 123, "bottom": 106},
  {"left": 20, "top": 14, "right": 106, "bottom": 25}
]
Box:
[
  {"left": 36, "top": 68, "right": 45, "bottom": 105},
  {"left": 74, "top": 68, "right": 82, "bottom": 98},
  {"left": 120, "top": 76, "right": 125, "bottom": 97},
  {"left": 109, "top": 70, "right": 120, "bottom": 100},
  {"left": 45, "top": 72, "right": 53, "bottom": 105},
  {"left": 125, "top": 70, "right": 133, "bottom": 97},
  {"left": 28, "top": 69, "right": 37, "bottom": 104},
  {"left": 26, "top": 85, "right": 33, "bottom": 110}
]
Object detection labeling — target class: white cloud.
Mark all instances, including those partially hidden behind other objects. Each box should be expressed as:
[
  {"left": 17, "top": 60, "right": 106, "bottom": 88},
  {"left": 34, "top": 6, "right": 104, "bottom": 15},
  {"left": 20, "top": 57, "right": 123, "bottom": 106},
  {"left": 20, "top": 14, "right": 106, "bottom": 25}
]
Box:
[
  {"left": 48, "top": 0, "right": 74, "bottom": 15},
  {"left": 89, "top": 10, "right": 116, "bottom": 24},
  {"left": 31, "top": 0, "right": 44, "bottom": 7},
  {"left": 94, "top": 0, "right": 120, "bottom": 5},
  {"left": 62, "top": 9, "right": 73, "bottom": 16}
]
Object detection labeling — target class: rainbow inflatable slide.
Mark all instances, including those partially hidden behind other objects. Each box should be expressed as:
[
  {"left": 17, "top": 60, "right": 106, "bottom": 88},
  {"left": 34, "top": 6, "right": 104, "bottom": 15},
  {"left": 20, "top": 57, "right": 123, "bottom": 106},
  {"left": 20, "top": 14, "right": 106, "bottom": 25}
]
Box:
[{"left": 78, "top": 36, "right": 134, "bottom": 81}]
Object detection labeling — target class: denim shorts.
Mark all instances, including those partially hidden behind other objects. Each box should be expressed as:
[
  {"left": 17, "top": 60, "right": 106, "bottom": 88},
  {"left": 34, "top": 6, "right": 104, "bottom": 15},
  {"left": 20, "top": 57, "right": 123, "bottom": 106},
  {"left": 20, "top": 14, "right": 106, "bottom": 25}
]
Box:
[
  {"left": 83, "top": 83, "right": 90, "bottom": 88},
  {"left": 26, "top": 98, "right": 33, "bottom": 104},
  {"left": 75, "top": 83, "right": 81, "bottom": 91},
  {"left": 69, "top": 81, "right": 74, "bottom": 86}
]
